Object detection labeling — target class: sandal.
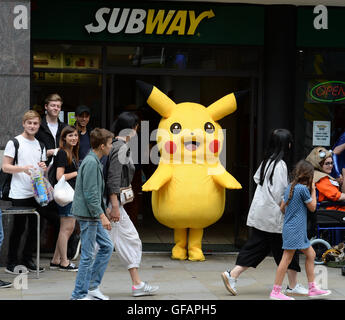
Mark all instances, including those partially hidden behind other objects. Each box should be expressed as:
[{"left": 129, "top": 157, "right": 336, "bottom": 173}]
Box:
[
  {"left": 50, "top": 262, "right": 60, "bottom": 270},
  {"left": 59, "top": 262, "right": 78, "bottom": 272}
]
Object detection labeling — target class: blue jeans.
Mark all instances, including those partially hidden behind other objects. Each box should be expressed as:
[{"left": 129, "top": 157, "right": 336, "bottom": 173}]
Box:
[
  {"left": 70, "top": 219, "right": 113, "bottom": 300},
  {"left": 0, "top": 209, "right": 3, "bottom": 249}
]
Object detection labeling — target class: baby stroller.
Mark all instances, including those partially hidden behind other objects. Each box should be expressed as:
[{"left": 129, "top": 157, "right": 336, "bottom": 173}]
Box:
[{"left": 308, "top": 198, "right": 345, "bottom": 265}]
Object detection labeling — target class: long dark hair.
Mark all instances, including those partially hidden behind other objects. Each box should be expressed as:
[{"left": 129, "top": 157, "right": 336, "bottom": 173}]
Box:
[
  {"left": 259, "top": 128, "right": 293, "bottom": 186},
  {"left": 59, "top": 126, "right": 79, "bottom": 165},
  {"left": 285, "top": 160, "right": 314, "bottom": 207},
  {"left": 113, "top": 112, "right": 139, "bottom": 136}
]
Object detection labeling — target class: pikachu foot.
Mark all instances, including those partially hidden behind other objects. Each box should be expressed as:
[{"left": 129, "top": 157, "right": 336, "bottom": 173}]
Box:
[
  {"left": 188, "top": 247, "right": 206, "bottom": 262},
  {"left": 171, "top": 245, "right": 187, "bottom": 260}
]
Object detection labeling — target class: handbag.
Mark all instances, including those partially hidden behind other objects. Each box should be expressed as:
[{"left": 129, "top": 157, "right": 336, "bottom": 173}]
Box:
[
  {"left": 119, "top": 185, "right": 134, "bottom": 205},
  {"left": 53, "top": 175, "right": 74, "bottom": 207}
]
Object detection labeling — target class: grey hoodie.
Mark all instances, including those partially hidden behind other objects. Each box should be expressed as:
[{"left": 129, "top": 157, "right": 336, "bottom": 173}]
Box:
[{"left": 106, "top": 139, "right": 135, "bottom": 195}]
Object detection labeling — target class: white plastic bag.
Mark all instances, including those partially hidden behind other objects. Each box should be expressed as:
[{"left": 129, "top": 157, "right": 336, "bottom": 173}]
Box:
[{"left": 53, "top": 175, "right": 74, "bottom": 207}]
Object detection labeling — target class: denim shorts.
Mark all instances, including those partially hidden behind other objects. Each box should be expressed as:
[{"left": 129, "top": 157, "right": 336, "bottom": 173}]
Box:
[{"left": 57, "top": 202, "right": 73, "bottom": 217}]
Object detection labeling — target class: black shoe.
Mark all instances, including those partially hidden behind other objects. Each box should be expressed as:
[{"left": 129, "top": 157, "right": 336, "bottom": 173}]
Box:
[
  {"left": 49, "top": 262, "right": 60, "bottom": 270},
  {"left": 22, "top": 260, "right": 45, "bottom": 273},
  {"left": 59, "top": 262, "right": 78, "bottom": 272},
  {"left": 0, "top": 280, "right": 12, "bottom": 288},
  {"left": 68, "top": 234, "right": 81, "bottom": 261},
  {"left": 5, "top": 264, "right": 29, "bottom": 275}
]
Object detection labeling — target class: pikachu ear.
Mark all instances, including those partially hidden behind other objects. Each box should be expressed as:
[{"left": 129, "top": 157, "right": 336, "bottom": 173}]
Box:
[
  {"left": 207, "top": 90, "right": 249, "bottom": 121},
  {"left": 136, "top": 80, "right": 176, "bottom": 118}
]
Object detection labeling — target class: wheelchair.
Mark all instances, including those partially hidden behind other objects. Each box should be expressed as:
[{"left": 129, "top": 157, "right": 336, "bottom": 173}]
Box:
[{"left": 308, "top": 200, "right": 345, "bottom": 265}]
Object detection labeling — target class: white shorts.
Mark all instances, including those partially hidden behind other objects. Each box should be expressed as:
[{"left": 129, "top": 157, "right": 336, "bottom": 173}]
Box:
[{"left": 95, "top": 203, "right": 142, "bottom": 270}]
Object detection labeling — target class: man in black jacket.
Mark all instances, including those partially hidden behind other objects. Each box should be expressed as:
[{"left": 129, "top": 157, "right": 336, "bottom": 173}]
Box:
[{"left": 36, "top": 93, "right": 67, "bottom": 165}]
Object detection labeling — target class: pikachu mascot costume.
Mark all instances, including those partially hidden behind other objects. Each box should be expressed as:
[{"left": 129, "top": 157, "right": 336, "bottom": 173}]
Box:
[{"left": 137, "top": 80, "right": 243, "bottom": 261}]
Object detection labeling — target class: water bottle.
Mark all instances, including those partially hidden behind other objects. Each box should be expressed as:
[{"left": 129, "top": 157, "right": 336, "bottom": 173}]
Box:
[{"left": 31, "top": 168, "right": 49, "bottom": 206}]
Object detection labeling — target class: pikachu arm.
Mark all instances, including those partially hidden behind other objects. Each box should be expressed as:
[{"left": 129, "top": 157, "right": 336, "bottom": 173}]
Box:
[
  {"left": 211, "top": 164, "right": 242, "bottom": 189},
  {"left": 142, "top": 164, "right": 173, "bottom": 191}
]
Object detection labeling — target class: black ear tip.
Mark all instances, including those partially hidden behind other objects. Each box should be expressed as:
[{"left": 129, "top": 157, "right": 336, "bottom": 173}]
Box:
[
  {"left": 234, "top": 90, "right": 250, "bottom": 101},
  {"left": 136, "top": 80, "right": 154, "bottom": 100}
]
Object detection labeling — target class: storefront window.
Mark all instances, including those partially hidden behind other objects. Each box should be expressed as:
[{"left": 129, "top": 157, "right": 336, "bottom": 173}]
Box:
[
  {"left": 107, "top": 46, "right": 141, "bottom": 67},
  {"left": 33, "top": 72, "right": 101, "bottom": 85},
  {"left": 32, "top": 72, "right": 102, "bottom": 127},
  {"left": 33, "top": 44, "right": 102, "bottom": 70},
  {"left": 106, "top": 45, "right": 259, "bottom": 71},
  {"left": 295, "top": 49, "right": 345, "bottom": 160},
  {"left": 300, "top": 49, "right": 345, "bottom": 75}
]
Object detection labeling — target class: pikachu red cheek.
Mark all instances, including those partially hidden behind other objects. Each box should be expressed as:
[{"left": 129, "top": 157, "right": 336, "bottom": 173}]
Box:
[
  {"left": 165, "top": 141, "right": 177, "bottom": 154},
  {"left": 209, "top": 140, "right": 220, "bottom": 153}
]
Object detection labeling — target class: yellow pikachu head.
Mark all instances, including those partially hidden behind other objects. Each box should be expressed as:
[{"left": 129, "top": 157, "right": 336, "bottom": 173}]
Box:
[{"left": 136, "top": 80, "right": 243, "bottom": 164}]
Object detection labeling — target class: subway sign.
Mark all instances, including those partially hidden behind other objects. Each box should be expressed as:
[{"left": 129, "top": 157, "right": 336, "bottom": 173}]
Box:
[
  {"left": 85, "top": 8, "right": 215, "bottom": 35},
  {"left": 310, "top": 81, "right": 345, "bottom": 103},
  {"left": 31, "top": 1, "right": 264, "bottom": 45}
]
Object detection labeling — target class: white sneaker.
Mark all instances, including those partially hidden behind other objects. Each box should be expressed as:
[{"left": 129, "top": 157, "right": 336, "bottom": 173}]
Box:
[
  {"left": 221, "top": 270, "right": 237, "bottom": 295},
  {"left": 76, "top": 296, "right": 93, "bottom": 300},
  {"left": 87, "top": 288, "right": 110, "bottom": 300},
  {"left": 132, "top": 282, "right": 159, "bottom": 297},
  {"left": 285, "top": 283, "right": 308, "bottom": 296}
]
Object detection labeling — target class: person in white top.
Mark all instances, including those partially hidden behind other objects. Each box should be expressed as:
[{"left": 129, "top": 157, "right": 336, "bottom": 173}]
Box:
[
  {"left": 2, "top": 110, "right": 47, "bottom": 274},
  {"left": 221, "top": 129, "right": 308, "bottom": 297}
]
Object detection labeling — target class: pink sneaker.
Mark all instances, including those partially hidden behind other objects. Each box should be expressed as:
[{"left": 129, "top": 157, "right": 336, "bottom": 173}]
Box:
[
  {"left": 308, "top": 283, "right": 331, "bottom": 299},
  {"left": 270, "top": 285, "right": 295, "bottom": 300}
]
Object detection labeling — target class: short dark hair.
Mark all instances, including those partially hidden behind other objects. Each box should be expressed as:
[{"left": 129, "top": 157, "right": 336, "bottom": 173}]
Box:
[
  {"left": 90, "top": 128, "right": 114, "bottom": 149},
  {"left": 113, "top": 112, "right": 139, "bottom": 136}
]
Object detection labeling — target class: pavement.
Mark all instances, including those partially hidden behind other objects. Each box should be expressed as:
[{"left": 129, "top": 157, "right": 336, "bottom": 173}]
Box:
[{"left": 0, "top": 251, "right": 344, "bottom": 301}]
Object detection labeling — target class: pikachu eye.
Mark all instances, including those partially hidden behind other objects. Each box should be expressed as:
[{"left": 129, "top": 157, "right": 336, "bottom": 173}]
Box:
[
  {"left": 170, "top": 122, "right": 182, "bottom": 134},
  {"left": 204, "top": 122, "right": 215, "bottom": 134}
]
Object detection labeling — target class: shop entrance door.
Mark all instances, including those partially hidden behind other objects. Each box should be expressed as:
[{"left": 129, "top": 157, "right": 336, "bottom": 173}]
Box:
[{"left": 105, "top": 74, "right": 258, "bottom": 250}]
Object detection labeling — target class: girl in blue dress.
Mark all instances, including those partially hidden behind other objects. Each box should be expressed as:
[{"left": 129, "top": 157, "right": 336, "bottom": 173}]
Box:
[{"left": 270, "top": 160, "right": 331, "bottom": 300}]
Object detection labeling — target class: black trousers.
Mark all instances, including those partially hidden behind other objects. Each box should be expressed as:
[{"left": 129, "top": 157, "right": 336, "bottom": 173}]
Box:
[
  {"left": 235, "top": 227, "right": 301, "bottom": 272},
  {"left": 7, "top": 197, "right": 59, "bottom": 265}
]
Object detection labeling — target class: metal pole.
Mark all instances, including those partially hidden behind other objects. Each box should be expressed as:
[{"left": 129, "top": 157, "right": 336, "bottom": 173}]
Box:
[{"left": 35, "top": 211, "right": 40, "bottom": 279}]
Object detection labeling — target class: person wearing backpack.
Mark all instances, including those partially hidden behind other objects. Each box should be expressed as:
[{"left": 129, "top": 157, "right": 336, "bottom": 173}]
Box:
[
  {"left": 0, "top": 209, "right": 12, "bottom": 288},
  {"left": 2, "top": 110, "right": 48, "bottom": 274}
]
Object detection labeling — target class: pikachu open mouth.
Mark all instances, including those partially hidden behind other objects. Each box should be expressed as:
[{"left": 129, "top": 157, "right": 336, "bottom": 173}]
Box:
[{"left": 184, "top": 141, "right": 200, "bottom": 151}]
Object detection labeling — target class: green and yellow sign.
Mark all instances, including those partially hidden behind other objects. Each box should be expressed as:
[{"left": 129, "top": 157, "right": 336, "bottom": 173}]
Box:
[{"left": 31, "top": 1, "right": 264, "bottom": 45}]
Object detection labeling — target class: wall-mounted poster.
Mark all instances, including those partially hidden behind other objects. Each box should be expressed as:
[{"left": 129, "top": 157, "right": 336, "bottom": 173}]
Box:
[{"left": 313, "top": 121, "right": 331, "bottom": 146}]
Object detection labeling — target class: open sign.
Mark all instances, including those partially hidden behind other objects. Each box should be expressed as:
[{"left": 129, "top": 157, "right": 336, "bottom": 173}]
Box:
[{"left": 310, "top": 81, "right": 345, "bottom": 103}]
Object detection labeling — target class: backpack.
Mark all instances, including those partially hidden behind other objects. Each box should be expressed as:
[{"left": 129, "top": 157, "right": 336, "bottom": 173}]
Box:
[
  {"left": 0, "top": 138, "right": 19, "bottom": 200},
  {"left": 0, "top": 138, "right": 45, "bottom": 201},
  {"left": 47, "top": 157, "right": 57, "bottom": 187}
]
